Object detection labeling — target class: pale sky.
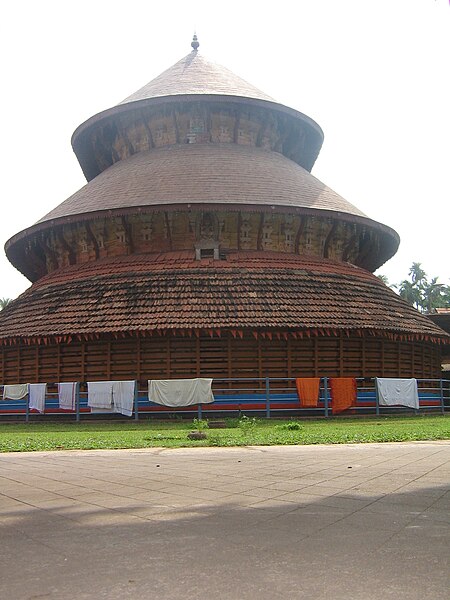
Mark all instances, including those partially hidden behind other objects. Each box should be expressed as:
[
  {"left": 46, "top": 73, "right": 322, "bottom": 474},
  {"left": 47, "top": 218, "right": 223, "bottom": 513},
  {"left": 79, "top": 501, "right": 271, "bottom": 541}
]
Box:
[{"left": 1, "top": 0, "right": 448, "bottom": 299}]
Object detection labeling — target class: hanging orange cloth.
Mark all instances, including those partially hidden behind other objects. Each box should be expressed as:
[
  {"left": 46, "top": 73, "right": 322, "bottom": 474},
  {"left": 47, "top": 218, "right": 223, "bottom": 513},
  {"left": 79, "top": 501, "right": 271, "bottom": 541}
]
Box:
[
  {"left": 295, "top": 378, "right": 320, "bottom": 407},
  {"left": 329, "top": 378, "right": 357, "bottom": 414}
]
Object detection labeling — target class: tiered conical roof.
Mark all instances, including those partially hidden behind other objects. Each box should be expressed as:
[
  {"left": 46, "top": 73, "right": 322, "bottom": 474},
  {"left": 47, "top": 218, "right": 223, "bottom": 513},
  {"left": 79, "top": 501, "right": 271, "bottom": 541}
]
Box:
[
  {"left": 2, "top": 37, "right": 447, "bottom": 351},
  {"left": 119, "top": 50, "right": 276, "bottom": 104}
]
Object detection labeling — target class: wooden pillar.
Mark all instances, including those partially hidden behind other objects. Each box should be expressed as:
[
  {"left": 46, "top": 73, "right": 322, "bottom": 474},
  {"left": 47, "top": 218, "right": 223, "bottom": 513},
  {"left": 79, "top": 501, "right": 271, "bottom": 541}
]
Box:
[
  {"left": 287, "top": 336, "right": 292, "bottom": 379},
  {"left": 35, "top": 346, "right": 39, "bottom": 382},
  {"left": 314, "top": 337, "right": 319, "bottom": 377},
  {"left": 18, "top": 344, "right": 22, "bottom": 382},
  {"left": 227, "top": 334, "right": 232, "bottom": 385},
  {"left": 422, "top": 344, "right": 425, "bottom": 376},
  {"left": 339, "top": 333, "right": 344, "bottom": 376},
  {"left": 106, "top": 341, "right": 111, "bottom": 380},
  {"left": 362, "top": 337, "right": 366, "bottom": 377},
  {"left": 257, "top": 337, "right": 262, "bottom": 378},
  {"left": 81, "top": 342, "right": 86, "bottom": 382},
  {"left": 56, "top": 344, "right": 61, "bottom": 382},
  {"left": 137, "top": 336, "right": 141, "bottom": 384},
  {"left": 196, "top": 336, "right": 200, "bottom": 377},
  {"left": 166, "top": 337, "right": 171, "bottom": 378}
]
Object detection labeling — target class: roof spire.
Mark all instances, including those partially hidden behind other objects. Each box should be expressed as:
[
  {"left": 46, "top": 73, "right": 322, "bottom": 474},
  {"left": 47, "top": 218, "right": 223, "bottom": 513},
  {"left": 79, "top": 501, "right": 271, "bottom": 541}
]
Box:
[{"left": 191, "top": 33, "right": 199, "bottom": 51}]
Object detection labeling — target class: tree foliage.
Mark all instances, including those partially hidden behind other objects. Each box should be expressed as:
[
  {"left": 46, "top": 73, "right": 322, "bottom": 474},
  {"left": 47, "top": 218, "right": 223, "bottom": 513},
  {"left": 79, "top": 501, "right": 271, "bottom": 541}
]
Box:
[
  {"left": 379, "top": 263, "right": 450, "bottom": 313},
  {"left": 0, "top": 298, "right": 12, "bottom": 310}
]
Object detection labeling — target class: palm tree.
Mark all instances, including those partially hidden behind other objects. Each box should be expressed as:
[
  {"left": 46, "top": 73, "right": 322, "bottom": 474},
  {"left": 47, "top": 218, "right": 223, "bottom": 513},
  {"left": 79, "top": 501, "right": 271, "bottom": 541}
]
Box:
[
  {"left": 409, "top": 262, "right": 426, "bottom": 287},
  {"left": 377, "top": 274, "right": 390, "bottom": 286},
  {"left": 423, "top": 277, "right": 447, "bottom": 313},
  {"left": 397, "top": 280, "right": 421, "bottom": 309},
  {"left": 0, "top": 298, "right": 12, "bottom": 310}
]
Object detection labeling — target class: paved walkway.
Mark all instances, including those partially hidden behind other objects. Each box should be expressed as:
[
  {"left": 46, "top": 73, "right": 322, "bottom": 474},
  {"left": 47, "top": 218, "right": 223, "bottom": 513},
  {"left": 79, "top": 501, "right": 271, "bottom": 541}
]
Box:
[{"left": 0, "top": 442, "right": 449, "bottom": 600}]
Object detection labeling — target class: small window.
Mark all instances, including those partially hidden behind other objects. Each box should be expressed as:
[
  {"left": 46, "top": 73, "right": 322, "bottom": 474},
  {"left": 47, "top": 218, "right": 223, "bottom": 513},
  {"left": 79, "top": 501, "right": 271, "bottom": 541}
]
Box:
[{"left": 200, "top": 248, "right": 215, "bottom": 259}]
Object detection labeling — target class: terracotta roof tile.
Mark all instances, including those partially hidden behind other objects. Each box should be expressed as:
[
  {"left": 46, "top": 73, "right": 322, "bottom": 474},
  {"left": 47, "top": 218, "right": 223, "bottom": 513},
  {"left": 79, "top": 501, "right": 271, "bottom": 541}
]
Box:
[{"left": 0, "top": 252, "right": 447, "bottom": 344}]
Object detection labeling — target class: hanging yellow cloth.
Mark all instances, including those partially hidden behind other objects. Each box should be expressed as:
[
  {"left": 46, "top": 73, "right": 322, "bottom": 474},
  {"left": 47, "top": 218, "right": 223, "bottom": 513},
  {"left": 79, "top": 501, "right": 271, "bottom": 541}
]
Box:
[
  {"left": 329, "top": 378, "right": 357, "bottom": 414},
  {"left": 295, "top": 378, "right": 320, "bottom": 407}
]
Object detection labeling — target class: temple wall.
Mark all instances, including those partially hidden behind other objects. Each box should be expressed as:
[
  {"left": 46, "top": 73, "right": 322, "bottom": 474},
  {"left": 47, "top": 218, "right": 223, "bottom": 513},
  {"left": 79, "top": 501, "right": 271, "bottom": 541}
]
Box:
[
  {"left": 23, "top": 210, "right": 377, "bottom": 278},
  {"left": 0, "top": 333, "right": 442, "bottom": 385},
  {"left": 89, "top": 102, "right": 311, "bottom": 175}
]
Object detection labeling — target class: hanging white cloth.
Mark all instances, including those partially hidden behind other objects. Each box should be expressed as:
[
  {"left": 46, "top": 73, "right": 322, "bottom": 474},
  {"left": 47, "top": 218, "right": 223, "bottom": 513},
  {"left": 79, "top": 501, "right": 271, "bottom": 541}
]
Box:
[
  {"left": 87, "top": 381, "right": 114, "bottom": 410},
  {"left": 376, "top": 378, "right": 419, "bottom": 409},
  {"left": 112, "top": 380, "right": 136, "bottom": 417},
  {"left": 3, "top": 383, "right": 29, "bottom": 400},
  {"left": 29, "top": 383, "right": 47, "bottom": 413},
  {"left": 58, "top": 382, "right": 78, "bottom": 411},
  {"left": 148, "top": 378, "right": 214, "bottom": 407}
]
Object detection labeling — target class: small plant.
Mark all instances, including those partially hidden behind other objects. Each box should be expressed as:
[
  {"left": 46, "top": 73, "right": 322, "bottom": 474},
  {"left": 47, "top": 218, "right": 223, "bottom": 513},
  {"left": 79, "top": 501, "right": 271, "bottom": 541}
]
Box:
[
  {"left": 280, "top": 421, "right": 302, "bottom": 431},
  {"left": 238, "top": 415, "right": 257, "bottom": 432},
  {"left": 192, "top": 418, "right": 209, "bottom": 431}
]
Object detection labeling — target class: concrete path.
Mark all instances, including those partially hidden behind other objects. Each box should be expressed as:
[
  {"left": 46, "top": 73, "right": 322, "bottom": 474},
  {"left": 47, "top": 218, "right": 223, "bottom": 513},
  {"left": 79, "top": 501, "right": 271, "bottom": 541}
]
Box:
[{"left": 0, "top": 442, "right": 449, "bottom": 600}]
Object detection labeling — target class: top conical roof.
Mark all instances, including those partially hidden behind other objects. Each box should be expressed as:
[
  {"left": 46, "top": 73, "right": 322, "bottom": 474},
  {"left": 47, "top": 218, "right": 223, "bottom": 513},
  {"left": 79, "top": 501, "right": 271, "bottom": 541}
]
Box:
[{"left": 119, "top": 48, "right": 276, "bottom": 105}]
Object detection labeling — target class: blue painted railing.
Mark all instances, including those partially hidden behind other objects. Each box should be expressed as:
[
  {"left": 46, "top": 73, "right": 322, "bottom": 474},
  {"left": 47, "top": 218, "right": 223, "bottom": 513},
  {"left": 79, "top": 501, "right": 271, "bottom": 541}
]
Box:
[{"left": 0, "top": 377, "right": 448, "bottom": 422}]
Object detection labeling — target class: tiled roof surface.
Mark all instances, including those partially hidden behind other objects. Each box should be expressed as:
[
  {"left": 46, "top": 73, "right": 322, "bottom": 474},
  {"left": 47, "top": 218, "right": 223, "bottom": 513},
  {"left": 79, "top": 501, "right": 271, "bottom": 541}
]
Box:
[
  {"left": 0, "top": 252, "right": 446, "bottom": 343},
  {"left": 36, "top": 144, "right": 367, "bottom": 225},
  {"left": 119, "top": 51, "right": 275, "bottom": 105}
]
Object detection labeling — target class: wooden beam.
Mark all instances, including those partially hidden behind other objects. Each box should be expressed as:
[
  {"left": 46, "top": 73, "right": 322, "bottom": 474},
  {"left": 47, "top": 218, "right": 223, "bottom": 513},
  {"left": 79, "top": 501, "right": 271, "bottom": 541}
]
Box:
[
  {"left": 136, "top": 336, "right": 141, "bottom": 384},
  {"left": 294, "top": 217, "right": 306, "bottom": 254},
  {"left": 121, "top": 129, "right": 135, "bottom": 157},
  {"left": 237, "top": 212, "right": 242, "bottom": 251},
  {"left": 121, "top": 216, "right": 135, "bottom": 254},
  {"left": 196, "top": 336, "right": 200, "bottom": 377},
  {"left": 323, "top": 222, "right": 337, "bottom": 258},
  {"left": 85, "top": 223, "right": 100, "bottom": 259},
  {"left": 140, "top": 110, "right": 155, "bottom": 149},
  {"left": 111, "top": 146, "right": 120, "bottom": 163},
  {"left": 25, "top": 242, "right": 48, "bottom": 279},
  {"left": 342, "top": 232, "right": 359, "bottom": 262},
  {"left": 57, "top": 230, "right": 76, "bottom": 265},
  {"left": 107, "top": 341, "right": 111, "bottom": 380},
  {"left": 227, "top": 334, "right": 232, "bottom": 383},
  {"left": 81, "top": 342, "right": 85, "bottom": 383},
  {"left": 166, "top": 337, "right": 171, "bottom": 378},
  {"left": 257, "top": 336, "right": 262, "bottom": 378},
  {"left": 164, "top": 212, "right": 173, "bottom": 250},
  {"left": 37, "top": 238, "right": 58, "bottom": 272},
  {"left": 256, "top": 213, "right": 265, "bottom": 250},
  {"left": 35, "top": 346, "right": 39, "bottom": 383},
  {"left": 287, "top": 336, "right": 292, "bottom": 379},
  {"left": 354, "top": 231, "right": 374, "bottom": 269},
  {"left": 314, "top": 337, "right": 319, "bottom": 377},
  {"left": 255, "top": 115, "right": 268, "bottom": 148},
  {"left": 233, "top": 109, "right": 241, "bottom": 143},
  {"left": 172, "top": 110, "right": 180, "bottom": 144}
]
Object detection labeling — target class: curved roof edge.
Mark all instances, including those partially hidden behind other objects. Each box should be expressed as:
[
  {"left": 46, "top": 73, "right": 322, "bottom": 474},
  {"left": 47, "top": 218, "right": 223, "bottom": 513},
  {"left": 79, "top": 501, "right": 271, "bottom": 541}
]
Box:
[
  {"left": 71, "top": 95, "right": 324, "bottom": 181},
  {"left": 0, "top": 252, "right": 447, "bottom": 346},
  {"left": 5, "top": 203, "right": 400, "bottom": 283}
]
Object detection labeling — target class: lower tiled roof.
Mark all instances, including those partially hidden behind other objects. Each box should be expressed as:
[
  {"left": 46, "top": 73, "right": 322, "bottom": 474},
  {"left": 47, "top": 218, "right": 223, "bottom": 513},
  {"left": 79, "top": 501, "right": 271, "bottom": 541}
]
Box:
[{"left": 0, "top": 252, "right": 447, "bottom": 345}]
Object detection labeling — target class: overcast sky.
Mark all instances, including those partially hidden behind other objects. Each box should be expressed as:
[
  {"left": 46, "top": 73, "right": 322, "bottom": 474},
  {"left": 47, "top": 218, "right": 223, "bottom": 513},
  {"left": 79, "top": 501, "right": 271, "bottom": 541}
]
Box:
[{"left": 1, "top": 0, "right": 448, "bottom": 299}]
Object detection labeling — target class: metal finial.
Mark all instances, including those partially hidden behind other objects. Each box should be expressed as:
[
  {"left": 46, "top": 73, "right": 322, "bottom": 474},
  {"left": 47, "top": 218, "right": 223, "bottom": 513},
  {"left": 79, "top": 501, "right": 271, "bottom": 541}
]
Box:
[{"left": 191, "top": 33, "right": 199, "bottom": 51}]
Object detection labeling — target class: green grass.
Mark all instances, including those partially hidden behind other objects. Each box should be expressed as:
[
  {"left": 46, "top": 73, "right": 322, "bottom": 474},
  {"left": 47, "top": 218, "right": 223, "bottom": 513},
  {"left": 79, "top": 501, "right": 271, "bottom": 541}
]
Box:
[{"left": 0, "top": 414, "right": 448, "bottom": 452}]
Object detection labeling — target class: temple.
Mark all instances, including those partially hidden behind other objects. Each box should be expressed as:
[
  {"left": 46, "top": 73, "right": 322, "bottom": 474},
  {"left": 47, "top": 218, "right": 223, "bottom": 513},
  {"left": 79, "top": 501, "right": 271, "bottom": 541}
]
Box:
[{"left": 0, "top": 37, "right": 447, "bottom": 384}]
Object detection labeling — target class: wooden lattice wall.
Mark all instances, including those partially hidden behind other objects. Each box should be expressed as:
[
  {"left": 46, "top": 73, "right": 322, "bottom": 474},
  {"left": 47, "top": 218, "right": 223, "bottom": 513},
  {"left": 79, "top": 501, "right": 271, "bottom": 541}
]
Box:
[{"left": 0, "top": 332, "right": 442, "bottom": 385}]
